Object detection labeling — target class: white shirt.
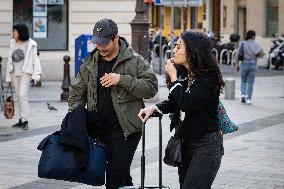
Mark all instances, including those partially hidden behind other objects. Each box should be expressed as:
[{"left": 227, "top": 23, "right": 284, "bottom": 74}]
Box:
[{"left": 12, "top": 42, "right": 28, "bottom": 76}]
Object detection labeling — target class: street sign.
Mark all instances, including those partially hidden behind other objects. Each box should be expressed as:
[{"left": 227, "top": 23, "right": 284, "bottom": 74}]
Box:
[
  {"left": 154, "top": 0, "right": 162, "bottom": 5},
  {"left": 156, "top": 0, "right": 202, "bottom": 7}
]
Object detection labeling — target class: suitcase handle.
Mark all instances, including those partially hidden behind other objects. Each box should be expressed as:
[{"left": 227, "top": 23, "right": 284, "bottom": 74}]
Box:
[
  {"left": 149, "top": 112, "right": 163, "bottom": 118},
  {"left": 141, "top": 112, "right": 163, "bottom": 189}
]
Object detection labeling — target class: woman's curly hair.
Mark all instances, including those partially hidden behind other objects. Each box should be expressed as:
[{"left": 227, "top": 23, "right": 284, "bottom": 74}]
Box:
[
  {"left": 13, "top": 24, "right": 29, "bottom": 41},
  {"left": 180, "top": 31, "right": 224, "bottom": 92}
]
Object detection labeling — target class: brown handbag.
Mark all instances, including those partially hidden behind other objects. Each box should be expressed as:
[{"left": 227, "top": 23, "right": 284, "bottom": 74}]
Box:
[{"left": 4, "top": 83, "right": 14, "bottom": 119}]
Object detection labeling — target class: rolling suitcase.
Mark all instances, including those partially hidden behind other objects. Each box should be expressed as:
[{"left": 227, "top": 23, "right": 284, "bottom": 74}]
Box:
[
  {"left": 140, "top": 112, "right": 170, "bottom": 189},
  {"left": 119, "top": 112, "right": 170, "bottom": 189}
]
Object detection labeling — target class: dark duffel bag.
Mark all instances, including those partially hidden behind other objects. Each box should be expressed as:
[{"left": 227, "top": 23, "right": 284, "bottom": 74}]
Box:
[{"left": 37, "top": 132, "right": 107, "bottom": 186}]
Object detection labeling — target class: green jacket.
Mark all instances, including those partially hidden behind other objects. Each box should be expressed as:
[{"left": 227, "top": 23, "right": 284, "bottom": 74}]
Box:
[{"left": 68, "top": 38, "right": 158, "bottom": 137}]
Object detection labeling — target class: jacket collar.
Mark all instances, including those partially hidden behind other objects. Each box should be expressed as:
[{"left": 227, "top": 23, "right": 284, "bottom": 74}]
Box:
[
  {"left": 113, "top": 38, "right": 133, "bottom": 69},
  {"left": 82, "top": 37, "right": 134, "bottom": 78},
  {"left": 11, "top": 38, "right": 37, "bottom": 51}
]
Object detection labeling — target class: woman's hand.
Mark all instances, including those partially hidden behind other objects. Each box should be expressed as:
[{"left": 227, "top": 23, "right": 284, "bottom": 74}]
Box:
[
  {"left": 165, "top": 59, "right": 177, "bottom": 82},
  {"left": 138, "top": 106, "right": 156, "bottom": 123}
]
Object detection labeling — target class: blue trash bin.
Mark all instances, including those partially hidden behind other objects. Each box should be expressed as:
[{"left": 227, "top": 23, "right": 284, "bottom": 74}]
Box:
[{"left": 75, "top": 34, "right": 95, "bottom": 77}]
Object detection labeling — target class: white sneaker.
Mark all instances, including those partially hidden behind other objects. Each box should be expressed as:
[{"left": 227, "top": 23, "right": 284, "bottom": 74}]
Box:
[{"left": 246, "top": 99, "right": 252, "bottom": 105}]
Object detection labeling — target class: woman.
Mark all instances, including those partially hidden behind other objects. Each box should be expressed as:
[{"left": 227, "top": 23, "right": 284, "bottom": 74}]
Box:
[
  {"left": 138, "top": 31, "right": 224, "bottom": 189},
  {"left": 237, "top": 30, "right": 264, "bottom": 104},
  {"left": 5, "top": 24, "right": 41, "bottom": 130}
]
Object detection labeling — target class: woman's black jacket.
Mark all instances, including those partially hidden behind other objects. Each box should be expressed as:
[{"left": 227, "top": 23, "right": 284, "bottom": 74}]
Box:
[{"left": 156, "top": 74, "right": 220, "bottom": 140}]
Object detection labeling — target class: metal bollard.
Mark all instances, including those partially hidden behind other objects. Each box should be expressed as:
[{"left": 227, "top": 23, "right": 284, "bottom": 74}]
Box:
[
  {"left": 61, "top": 55, "right": 71, "bottom": 101},
  {"left": 220, "top": 49, "right": 230, "bottom": 65},
  {"left": 224, "top": 78, "right": 235, "bottom": 99}
]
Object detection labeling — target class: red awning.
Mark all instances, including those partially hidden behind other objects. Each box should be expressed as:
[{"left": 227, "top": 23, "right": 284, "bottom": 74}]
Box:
[{"left": 144, "top": 0, "right": 153, "bottom": 3}]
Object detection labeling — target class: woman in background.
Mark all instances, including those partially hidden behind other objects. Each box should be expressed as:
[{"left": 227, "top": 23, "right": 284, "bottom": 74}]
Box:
[
  {"left": 237, "top": 30, "right": 264, "bottom": 104},
  {"left": 5, "top": 24, "right": 41, "bottom": 130}
]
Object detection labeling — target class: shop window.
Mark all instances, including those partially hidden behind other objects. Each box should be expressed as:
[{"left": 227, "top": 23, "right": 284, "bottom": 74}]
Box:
[
  {"left": 174, "top": 7, "right": 181, "bottom": 29},
  {"left": 267, "top": 0, "right": 278, "bottom": 37},
  {"left": 13, "top": 0, "right": 68, "bottom": 51}
]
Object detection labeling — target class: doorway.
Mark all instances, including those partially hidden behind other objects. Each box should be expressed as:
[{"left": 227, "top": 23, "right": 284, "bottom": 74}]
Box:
[
  {"left": 238, "top": 8, "right": 246, "bottom": 39},
  {"left": 212, "top": 0, "right": 220, "bottom": 40}
]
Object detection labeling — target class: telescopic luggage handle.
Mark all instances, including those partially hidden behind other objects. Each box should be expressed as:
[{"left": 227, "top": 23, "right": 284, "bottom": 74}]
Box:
[
  {"left": 150, "top": 112, "right": 163, "bottom": 118},
  {"left": 141, "top": 112, "right": 163, "bottom": 189}
]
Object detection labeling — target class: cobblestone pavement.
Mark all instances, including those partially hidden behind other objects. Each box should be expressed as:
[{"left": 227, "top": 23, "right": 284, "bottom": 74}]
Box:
[{"left": 0, "top": 66, "right": 284, "bottom": 188}]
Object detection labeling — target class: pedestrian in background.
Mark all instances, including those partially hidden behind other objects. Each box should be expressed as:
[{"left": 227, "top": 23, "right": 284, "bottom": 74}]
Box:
[
  {"left": 68, "top": 18, "right": 158, "bottom": 189},
  {"left": 138, "top": 31, "right": 224, "bottom": 189},
  {"left": 237, "top": 30, "right": 264, "bottom": 104},
  {"left": 5, "top": 24, "right": 41, "bottom": 130}
]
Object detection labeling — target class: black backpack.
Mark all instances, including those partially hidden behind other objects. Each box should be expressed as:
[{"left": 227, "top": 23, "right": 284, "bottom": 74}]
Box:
[{"left": 238, "top": 42, "right": 244, "bottom": 61}]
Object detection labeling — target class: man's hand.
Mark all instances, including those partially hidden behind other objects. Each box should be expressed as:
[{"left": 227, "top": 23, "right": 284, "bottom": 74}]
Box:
[
  {"left": 100, "top": 73, "right": 120, "bottom": 87},
  {"left": 236, "top": 65, "right": 240, "bottom": 72}
]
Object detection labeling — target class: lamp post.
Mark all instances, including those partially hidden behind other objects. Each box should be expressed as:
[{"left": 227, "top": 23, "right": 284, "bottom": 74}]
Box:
[{"left": 130, "top": 0, "right": 150, "bottom": 61}]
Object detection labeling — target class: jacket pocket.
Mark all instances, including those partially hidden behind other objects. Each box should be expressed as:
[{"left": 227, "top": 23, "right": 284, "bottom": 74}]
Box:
[
  {"left": 118, "top": 99, "right": 143, "bottom": 130},
  {"left": 113, "top": 87, "right": 139, "bottom": 104}
]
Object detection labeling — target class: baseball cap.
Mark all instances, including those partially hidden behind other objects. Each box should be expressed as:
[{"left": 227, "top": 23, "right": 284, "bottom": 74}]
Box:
[{"left": 90, "top": 18, "right": 118, "bottom": 46}]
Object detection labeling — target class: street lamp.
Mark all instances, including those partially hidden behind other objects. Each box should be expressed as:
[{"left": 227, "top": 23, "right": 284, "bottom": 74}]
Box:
[{"left": 130, "top": 0, "right": 150, "bottom": 61}]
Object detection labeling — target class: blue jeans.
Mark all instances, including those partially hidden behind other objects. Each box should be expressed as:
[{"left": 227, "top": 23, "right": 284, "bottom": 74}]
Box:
[
  {"left": 240, "top": 60, "right": 257, "bottom": 100},
  {"left": 178, "top": 132, "right": 224, "bottom": 189}
]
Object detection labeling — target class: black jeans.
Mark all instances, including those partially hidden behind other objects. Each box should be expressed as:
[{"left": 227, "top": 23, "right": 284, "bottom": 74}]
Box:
[
  {"left": 99, "top": 130, "right": 141, "bottom": 189},
  {"left": 178, "top": 132, "right": 224, "bottom": 189}
]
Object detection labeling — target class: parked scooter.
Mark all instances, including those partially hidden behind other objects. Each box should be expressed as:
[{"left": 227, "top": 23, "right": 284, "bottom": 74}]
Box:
[
  {"left": 267, "top": 35, "right": 284, "bottom": 69},
  {"left": 270, "top": 41, "right": 284, "bottom": 70}
]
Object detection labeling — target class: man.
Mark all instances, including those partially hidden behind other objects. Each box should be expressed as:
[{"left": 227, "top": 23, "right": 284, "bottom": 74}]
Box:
[{"left": 68, "top": 18, "right": 158, "bottom": 189}]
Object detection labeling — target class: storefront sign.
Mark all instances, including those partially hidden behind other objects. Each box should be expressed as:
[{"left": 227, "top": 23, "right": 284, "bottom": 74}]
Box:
[
  {"left": 155, "top": 0, "right": 202, "bottom": 7},
  {"left": 154, "top": 0, "right": 162, "bottom": 5},
  {"left": 34, "top": 0, "right": 47, "bottom": 3},
  {"left": 47, "top": 0, "right": 64, "bottom": 5}
]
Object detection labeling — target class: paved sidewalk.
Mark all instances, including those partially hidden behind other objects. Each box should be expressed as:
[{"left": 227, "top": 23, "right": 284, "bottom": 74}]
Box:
[{"left": 0, "top": 69, "right": 284, "bottom": 188}]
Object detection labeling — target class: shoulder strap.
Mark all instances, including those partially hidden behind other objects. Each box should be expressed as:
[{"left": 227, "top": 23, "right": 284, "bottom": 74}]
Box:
[{"left": 5, "top": 83, "right": 13, "bottom": 99}]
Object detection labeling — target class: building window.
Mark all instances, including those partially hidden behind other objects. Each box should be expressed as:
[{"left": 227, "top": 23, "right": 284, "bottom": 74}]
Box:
[
  {"left": 174, "top": 7, "right": 181, "bottom": 29},
  {"left": 223, "top": 6, "right": 227, "bottom": 28},
  {"left": 13, "top": 0, "right": 68, "bottom": 51},
  {"left": 190, "top": 7, "right": 198, "bottom": 29},
  {"left": 151, "top": 5, "right": 159, "bottom": 28},
  {"left": 267, "top": 0, "right": 278, "bottom": 37}
]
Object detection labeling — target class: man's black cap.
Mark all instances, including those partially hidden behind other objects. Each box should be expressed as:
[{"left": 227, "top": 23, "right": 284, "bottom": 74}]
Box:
[{"left": 90, "top": 18, "right": 118, "bottom": 46}]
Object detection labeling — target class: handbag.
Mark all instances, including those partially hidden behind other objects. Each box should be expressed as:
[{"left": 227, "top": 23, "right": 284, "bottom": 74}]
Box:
[
  {"left": 164, "top": 115, "right": 182, "bottom": 167},
  {"left": 218, "top": 101, "right": 238, "bottom": 134},
  {"left": 163, "top": 100, "right": 238, "bottom": 168},
  {"left": 37, "top": 132, "right": 107, "bottom": 186},
  {"left": 238, "top": 42, "right": 244, "bottom": 61},
  {"left": 163, "top": 135, "right": 182, "bottom": 167},
  {"left": 4, "top": 83, "right": 14, "bottom": 119}
]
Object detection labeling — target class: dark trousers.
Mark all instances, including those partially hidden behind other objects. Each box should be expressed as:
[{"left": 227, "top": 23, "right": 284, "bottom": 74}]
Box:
[
  {"left": 99, "top": 131, "right": 141, "bottom": 189},
  {"left": 178, "top": 132, "right": 224, "bottom": 189}
]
